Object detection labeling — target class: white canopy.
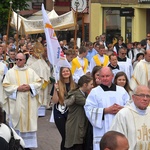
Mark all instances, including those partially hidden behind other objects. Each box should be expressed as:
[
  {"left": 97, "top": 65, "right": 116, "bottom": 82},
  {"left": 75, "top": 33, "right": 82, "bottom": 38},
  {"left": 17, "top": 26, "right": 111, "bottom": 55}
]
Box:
[
  {"left": 27, "top": 9, "right": 58, "bottom": 20},
  {"left": 10, "top": 9, "right": 76, "bottom": 34}
]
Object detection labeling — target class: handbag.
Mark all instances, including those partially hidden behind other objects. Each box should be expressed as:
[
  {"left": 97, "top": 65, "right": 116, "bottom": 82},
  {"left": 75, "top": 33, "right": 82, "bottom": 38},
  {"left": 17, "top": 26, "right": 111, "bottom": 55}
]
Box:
[
  {"left": 7, "top": 125, "right": 25, "bottom": 150},
  {"left": 56, "top": 103, "right": 68, "bottom": 114}
]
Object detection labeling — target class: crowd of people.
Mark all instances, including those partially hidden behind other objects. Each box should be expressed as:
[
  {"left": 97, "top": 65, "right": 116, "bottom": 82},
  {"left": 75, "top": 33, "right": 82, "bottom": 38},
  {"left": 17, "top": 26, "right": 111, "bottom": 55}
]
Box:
[{"left": 0, "top": 32, "right": 150, "bottom": 150}]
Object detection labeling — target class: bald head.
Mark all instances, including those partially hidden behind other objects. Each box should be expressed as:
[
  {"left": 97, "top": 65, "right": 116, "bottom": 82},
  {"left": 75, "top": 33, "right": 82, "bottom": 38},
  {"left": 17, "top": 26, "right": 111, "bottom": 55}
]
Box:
[
  {"left": 133, "top": 85, "right": 150, "bottom": 95},
  {"left": 16, "top": 53, "right": 26, "bottom": 68},
  {"left": 16, "top": 53, "right": 26, "bottom": 59},
  {"left": 100, "top": 67, "right": 113, "bottom": 75},
  {"left": 100, "top": 131, "right": 129, "bottom": 150},
  {"left": 100, "top": 67, "right": 114, "bottom": 87}
]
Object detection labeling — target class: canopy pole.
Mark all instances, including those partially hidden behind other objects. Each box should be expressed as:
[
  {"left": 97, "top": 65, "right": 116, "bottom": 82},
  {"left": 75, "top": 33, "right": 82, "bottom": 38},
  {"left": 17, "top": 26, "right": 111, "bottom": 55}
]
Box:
[
  {"left": 53, "top": 0, "right": 55, "bottom": 10},
  {"left": 16, "top": 9, "right": 19, "bottom": 53},
  {"left": 5, "top": 0, "right": 13, "bottom": 60},
  {"left": 82, "top": 13, "right": 85, "bottom": 42},
  {"left": 74, "top": 1, "right": 79, "bottom": 50}
]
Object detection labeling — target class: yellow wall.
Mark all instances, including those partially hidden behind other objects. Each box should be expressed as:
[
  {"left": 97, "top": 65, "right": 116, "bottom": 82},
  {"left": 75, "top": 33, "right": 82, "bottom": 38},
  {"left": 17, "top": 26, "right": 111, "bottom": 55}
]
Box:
[
  {"left": 90, "top": 3, "right": 148, "bottom": 43},
  {"left": 90, "top": 3, "right": 103, "bottom": 42},
  {"left": 132, "top": 8, "right": 146, "bottom": 42}
]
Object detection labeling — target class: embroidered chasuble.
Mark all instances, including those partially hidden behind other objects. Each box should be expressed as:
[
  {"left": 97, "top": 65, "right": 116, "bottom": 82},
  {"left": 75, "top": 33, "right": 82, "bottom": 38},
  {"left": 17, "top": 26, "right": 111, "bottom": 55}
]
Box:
[
  {"left": 110, "top": 103, "right": 150, "bottom": 150},
  {"left": 27, "top": 58, "right": 51, "bottom": 106},
  {"left": 130, "top": 60, "right": 150, "bottom": 92},
  {"left": 3, "top": 66, "right": 42, "bottom": 132},
  {"left": 132, "top": 110, "right": 150, "bottom": 149}
]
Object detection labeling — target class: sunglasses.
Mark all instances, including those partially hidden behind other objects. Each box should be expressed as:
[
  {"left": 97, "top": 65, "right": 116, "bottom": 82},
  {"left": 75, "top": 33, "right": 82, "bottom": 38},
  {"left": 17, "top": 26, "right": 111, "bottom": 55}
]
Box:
[{"left": 16, "top": 59, "right": 24, "bottom": 61}]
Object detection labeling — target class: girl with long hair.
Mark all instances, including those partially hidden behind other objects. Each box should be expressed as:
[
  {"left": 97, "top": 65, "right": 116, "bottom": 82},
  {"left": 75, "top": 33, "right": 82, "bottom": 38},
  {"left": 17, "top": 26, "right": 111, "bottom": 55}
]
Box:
[
  {"left": 91, "top": 66, "right": 102, "bottom": 87},
  {"left": 51, "top": 67, "right": 76, "bottom": 150},
  {"left": 114, "top": 71, "right": 132, "bottom": 94}
]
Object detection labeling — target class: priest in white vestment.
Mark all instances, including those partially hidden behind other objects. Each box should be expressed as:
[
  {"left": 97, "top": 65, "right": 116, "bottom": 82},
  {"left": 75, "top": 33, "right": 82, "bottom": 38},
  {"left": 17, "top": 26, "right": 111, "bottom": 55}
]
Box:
[
  {"left": 110, "top": 85, "right": 150, "bottom": 150},
  {"left": 3, "top": 53, "right": 42, "bottom": 149},
  {"left": 84, "top": 67, "right": 129, "bottom": 150},
  {"left": 117, "top": 47, "right": 133, "bottom": 81},
  {"left": 130, "top": 50, "right": 150, "bottom": 92},
  {"left": 27, "top": 42, "right": 51, "bottom": 117}
]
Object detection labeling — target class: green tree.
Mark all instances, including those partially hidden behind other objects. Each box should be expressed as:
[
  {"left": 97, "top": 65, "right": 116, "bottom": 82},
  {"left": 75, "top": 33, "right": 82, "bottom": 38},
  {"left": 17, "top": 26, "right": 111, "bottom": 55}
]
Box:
[{"left": 0, "top": 0, "right": 30, "bottom": 35}]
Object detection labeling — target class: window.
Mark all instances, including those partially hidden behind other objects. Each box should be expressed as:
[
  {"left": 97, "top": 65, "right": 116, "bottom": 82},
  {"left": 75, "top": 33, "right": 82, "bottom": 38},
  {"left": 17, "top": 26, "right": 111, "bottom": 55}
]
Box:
[
  {"left": 103, "top": 8, "right": 121, "bottom": 44},
  {"left": 125, "top": 17, "right": 132, "bottom": 43}
]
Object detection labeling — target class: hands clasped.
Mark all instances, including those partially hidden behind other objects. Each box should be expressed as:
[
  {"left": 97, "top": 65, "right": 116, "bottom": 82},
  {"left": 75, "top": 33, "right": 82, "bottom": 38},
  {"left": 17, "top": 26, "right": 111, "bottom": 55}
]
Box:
[
  {"left": 17, "top": 84, "right": 30, "bottom": 92},
  {"left": 105, "top": 103, "right": 123, "bottom": 114}
]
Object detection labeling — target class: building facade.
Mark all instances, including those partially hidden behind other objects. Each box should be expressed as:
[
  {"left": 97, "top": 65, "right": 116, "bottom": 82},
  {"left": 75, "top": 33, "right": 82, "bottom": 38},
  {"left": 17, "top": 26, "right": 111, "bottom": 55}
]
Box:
[
  {"left": 90, "top": 0, "right": 150, "bottom": 43},
  {"left": 28, "top": 0, "right": 150, "bottom": 43}
]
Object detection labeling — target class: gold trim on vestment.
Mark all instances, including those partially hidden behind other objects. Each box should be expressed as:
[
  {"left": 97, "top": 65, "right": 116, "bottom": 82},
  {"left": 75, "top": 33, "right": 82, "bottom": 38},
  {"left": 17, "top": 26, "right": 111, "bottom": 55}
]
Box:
[
  {"left": 144, "top": 63, "right": 148, "bottom": 82},
  {"left": 132, "top": 75, "right": 139, "bottom": 85},
  {"left": 25, "top": 70, "right": 30, "bottom": 131}
]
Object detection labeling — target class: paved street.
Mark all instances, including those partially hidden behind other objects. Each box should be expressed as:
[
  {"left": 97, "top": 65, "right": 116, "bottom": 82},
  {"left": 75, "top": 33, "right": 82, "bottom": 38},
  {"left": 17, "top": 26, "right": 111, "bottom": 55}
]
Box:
[{"left": 33, "top": 109, "right": 61, "bottom": 150}]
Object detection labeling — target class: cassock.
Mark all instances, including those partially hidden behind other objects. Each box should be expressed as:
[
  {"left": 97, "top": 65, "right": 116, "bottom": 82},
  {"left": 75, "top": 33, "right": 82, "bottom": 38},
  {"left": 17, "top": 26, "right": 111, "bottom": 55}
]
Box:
[
  {"left": 27, "top": 57, "right": 51, "bottom": 116},
  {"left": 84, "top": 84, "right": 129, "bottom": 150},
  {"left": 108, "top": 63, "right": 121, "bottom": 80},
  {"left": 117, "top": 57, "right": 133, "bottom": 81},
  {"left": 110, "top": 102, "right": 150, "bottom": 150},
  {"left": 130, "top": 59, "right": 150, "bottom": 91},
  {"left": 3, "top": 65, "right": 42, "bottom": 148}
]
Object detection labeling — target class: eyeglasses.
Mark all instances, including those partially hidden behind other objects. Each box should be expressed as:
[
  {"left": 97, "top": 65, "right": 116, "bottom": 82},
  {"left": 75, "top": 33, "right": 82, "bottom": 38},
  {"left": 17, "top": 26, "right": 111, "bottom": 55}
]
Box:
[
  {"left": 121, "top": 53, "right": 127, "bottom": 55},
  {"left": 16, "top": 59, "right": 24, "bottom": 61},
  {"left": 134, "top": 94, "right": 150, "bottom": 99}
]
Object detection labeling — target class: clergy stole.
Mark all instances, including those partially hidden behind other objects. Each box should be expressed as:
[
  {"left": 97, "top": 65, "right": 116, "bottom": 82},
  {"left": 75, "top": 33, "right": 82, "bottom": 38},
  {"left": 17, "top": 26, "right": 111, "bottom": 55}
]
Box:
[
  {"left": 71, "top": 57, "right": 88, "bottom": 75},
  {"left": 93, "top": 54, "right": 109, "bottom": 67},
  {"left": 131, "top": 110, "right": 150, "bottom": 150}
]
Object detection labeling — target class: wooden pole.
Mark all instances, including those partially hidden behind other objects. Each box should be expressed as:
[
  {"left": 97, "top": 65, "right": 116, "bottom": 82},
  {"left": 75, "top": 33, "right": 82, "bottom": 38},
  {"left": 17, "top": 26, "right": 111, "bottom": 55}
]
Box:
[
  {"left": 82, "top": 13, "right": 85, "bottom": 42},
  {"left": 5, "top": 0, "right": 13, "bottom": 60},
  {"left": 74, "top": 3, "right": 79, "bottom": 50},
  {"left": 53, "top": 0, "right": 55, "bottom": 10},
  {"left": 16, "top": 9, "right": 19, "bottom": 53}
]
